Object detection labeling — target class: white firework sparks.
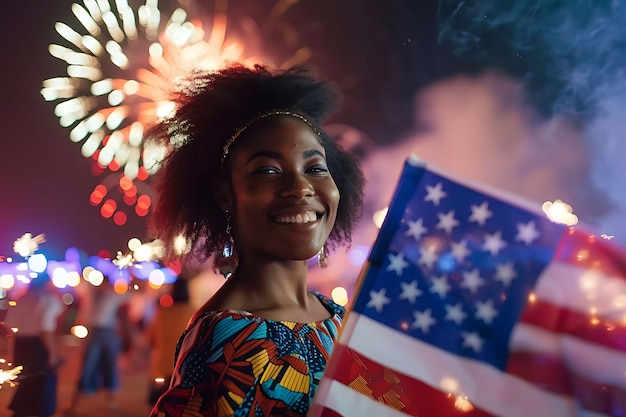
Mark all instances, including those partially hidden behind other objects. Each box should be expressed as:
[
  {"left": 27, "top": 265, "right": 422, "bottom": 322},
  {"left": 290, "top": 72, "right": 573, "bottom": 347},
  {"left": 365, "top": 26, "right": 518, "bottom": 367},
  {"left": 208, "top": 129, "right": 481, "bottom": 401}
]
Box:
[
  {"left": 0, "top": 365, "right": 23, "bottom": 388},
  {"left": 13, "top": 233, "right": 46, "bottom": 258},
  {"left": 41, "top": 0, "right": 271, "bottom": 180}
]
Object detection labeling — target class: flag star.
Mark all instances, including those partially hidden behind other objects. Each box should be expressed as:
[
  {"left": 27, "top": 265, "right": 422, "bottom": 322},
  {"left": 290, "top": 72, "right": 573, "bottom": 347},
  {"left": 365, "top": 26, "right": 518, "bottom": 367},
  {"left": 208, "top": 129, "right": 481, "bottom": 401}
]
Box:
[
  {"left": 424, "top": 182, "right": 447, "bottom": 206},
  {"left": 387, "top": 252, "right": 409, "bottom": 276},
  {"left": 444, "top": 303, "right": 467, "bottom": 325},
  {"left": 436, "top": 210, "right": 459, "bottom": 235},
  {"left": 366, "top": 288, "right": 391, "bottom": 313},
  {"left": 495, "top": 262, "right": 517, "bottom": 286},
  {"left": 461, "top": 331, "right": 484, "bottom": 352},
  {"left": 475, "top": 300, "right": 498, "bottom": 324},
  {"left": 516, "top": 220, "right": 540, "bottom": 245},
  {"left": 451, "top": 240, "right": 471, "bottom": 263},
  {"left": 430, "top": 275, "right": 451, "bottom": 298},
  {"left": 468, "top": 201, "right": 492, "bottom": 226},
  {"left": 461, "top": 269, "right": 484, "bottom": 293},
  {"left": 405, "top": 218, "right": 428, "bottom": 241},
  {"left": 418, "top": 245, "right": 438, "bottom": 270},
  {"left": 482, "top": 231, "right": 507, "bottom": 256},
  {"left": 399, "top": 280, "right": 422, "bottom": 304},
  {"left": 411, "top": 309, "right": 437, "bottom": 333}
]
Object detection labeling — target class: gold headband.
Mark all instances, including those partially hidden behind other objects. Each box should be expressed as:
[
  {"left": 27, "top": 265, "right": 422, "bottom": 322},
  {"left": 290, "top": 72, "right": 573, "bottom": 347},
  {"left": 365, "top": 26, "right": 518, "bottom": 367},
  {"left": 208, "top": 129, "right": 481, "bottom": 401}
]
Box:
[{"left": 220, "top": 110, "right": 321, "bottom": 172}]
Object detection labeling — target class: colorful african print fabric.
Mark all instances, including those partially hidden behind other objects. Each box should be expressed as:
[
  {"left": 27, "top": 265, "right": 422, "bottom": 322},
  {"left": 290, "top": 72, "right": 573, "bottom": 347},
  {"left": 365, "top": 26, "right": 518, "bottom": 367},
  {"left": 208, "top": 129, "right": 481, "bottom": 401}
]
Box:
[{"left": 150, "top": 292, "right": 344, "bottom": 417}]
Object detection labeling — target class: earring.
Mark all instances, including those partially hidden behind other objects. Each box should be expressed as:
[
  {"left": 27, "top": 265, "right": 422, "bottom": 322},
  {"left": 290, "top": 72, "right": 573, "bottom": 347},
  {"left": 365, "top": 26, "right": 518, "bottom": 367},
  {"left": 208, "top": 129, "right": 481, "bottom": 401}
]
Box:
[
  {"left": 318, "top": 245, "right": 326, "bottom": 269},
  {"left": 225, "top": 210, "right": 234, "bottom": 256},
  {"left": 218, "top": 210, "right": 237, "bottom": 279}
]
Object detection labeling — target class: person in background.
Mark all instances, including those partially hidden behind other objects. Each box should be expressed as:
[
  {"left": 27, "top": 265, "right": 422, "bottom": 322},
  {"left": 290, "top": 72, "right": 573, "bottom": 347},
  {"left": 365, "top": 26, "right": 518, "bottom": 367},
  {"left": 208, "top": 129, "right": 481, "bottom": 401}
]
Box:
[
  {"left": 146, "top": 64, "right": 365, "bottom": 416},
  {"left": 147, "top": 278, "right": 196, "bottom": 405},
  {"left": 3, "top": 272, "right": 65, "bottom": 417},
  {"left": 66, "top": 274, "right": 130, "bottom": 413}
]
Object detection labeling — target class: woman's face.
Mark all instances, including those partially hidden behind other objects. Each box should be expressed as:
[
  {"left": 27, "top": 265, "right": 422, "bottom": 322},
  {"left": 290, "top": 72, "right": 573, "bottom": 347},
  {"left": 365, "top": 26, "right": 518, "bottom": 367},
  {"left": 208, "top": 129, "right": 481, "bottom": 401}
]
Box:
[{"left": 225, "top": 117, "right": 340, "bottom": 263}]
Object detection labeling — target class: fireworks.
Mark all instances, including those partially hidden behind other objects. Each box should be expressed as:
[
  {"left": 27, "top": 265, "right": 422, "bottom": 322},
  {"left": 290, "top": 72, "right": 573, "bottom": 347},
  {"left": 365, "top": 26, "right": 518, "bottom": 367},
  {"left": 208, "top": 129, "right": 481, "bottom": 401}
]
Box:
[
  {"left": 0, "top": 365, "right": 22, "bottom": 388},
  {"left": 42, "top": 0, "right": 252, "bottom": 179},
  {"left": 13, "top": 233, "right": 46, "bottom": 258},
  {"left": 42, "top": 0, "right": 306, "bottom": 223}
]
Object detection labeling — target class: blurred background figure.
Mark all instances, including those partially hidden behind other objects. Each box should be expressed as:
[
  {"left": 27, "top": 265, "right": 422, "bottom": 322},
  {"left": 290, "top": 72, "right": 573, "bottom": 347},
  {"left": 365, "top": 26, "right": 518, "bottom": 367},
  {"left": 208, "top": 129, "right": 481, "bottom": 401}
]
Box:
[
  {"left": 66, "top": 274, "right": 130, "bottom": 413},
  {"left": 146, "top": 278, "right": 195, "bottom": 405},
  {"left": 3, "top": 272, "right": 65, "bottom": 417}
]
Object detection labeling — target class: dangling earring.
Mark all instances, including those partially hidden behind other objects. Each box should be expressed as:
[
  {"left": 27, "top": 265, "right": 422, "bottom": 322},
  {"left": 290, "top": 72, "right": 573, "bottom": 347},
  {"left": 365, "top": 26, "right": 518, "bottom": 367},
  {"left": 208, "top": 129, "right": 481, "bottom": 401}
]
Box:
[
  {"left": 318, "top": 245, "right": 326, "bottom": 269},
  {"left": 218, "top": 210, "right": 237, "bottom": 278}
]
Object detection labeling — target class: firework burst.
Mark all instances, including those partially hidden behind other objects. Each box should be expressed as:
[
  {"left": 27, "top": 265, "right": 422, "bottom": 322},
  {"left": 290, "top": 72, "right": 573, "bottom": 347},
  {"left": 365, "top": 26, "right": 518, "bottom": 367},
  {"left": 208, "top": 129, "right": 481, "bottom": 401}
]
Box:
[{"left": 42, "top": 0, "right": 307, "bottom": 222}]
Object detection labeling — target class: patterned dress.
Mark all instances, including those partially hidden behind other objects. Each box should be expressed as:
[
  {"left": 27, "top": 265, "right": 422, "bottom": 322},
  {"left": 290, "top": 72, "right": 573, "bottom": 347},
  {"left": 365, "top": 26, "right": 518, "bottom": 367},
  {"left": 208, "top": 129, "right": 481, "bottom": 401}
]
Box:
[{"left": 150, "top": 292, "right": 344, "bottom": 417}]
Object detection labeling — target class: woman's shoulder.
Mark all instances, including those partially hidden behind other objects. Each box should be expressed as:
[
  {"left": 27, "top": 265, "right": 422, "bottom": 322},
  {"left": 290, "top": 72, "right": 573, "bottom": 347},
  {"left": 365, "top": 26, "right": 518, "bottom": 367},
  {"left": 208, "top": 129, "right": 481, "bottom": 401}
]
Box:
[
  {"left": 184, "top": 309, "right": 267, "bottom": 343},
  {"left": 311, "top": 291, "right": 346, "bottom": 319}
]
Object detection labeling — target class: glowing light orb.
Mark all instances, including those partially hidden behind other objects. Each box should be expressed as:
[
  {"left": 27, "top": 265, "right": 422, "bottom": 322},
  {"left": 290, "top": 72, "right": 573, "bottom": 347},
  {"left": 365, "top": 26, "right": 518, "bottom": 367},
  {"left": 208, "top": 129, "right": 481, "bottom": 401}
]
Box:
[
  {"left": 331, "top": 286, "right": 349, "bottom": 306},
  {"left": 373, "top": 207, "right": 388, "bottom": 229},
  {"left": 0, "top": 275, "right": 14, "bottom": 290},
  {"left": 71, "top": 325, "right": 89, "bottom": 339},
  {"left": 542, "top": 199, "right": 578, "bottom": 226},
  {"left": 27, "top": 253, "right": 48, "bottom": 273}
]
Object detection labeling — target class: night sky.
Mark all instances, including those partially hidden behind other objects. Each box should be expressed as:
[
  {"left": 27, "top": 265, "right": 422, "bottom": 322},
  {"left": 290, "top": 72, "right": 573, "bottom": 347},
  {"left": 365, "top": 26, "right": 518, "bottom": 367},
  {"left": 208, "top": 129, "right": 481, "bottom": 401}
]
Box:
[{"left": 0, "top": 0, "right": 439, "bottom": 261}]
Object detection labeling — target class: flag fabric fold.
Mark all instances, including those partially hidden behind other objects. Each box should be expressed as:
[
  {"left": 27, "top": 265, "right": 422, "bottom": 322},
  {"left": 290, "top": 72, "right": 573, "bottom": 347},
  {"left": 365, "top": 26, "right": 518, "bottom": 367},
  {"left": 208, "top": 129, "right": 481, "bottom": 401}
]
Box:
[{"left": 309, "top": 154, "right": 626, "bottom": 417}]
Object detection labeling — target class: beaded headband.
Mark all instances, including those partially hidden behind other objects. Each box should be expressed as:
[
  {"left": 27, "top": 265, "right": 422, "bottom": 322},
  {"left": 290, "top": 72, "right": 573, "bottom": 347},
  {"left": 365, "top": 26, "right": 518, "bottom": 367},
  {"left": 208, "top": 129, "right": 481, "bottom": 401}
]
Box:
[{"left": 219, "top": 110, "right": 322, "bottom": 172}]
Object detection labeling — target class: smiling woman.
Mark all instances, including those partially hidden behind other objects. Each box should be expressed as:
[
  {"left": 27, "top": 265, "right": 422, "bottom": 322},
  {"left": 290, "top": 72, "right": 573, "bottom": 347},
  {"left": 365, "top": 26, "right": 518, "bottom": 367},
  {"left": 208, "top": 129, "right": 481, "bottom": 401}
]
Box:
[{"left": 145, "top": 64, "right": 365, "bottom": 417}]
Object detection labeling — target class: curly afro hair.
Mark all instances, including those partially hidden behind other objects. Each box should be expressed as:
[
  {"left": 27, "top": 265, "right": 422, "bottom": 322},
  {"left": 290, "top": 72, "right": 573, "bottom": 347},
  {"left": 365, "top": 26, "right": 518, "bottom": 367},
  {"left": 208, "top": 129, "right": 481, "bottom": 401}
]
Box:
[{"left": 146, "top": 64, "right": 365, "bottom": 268}]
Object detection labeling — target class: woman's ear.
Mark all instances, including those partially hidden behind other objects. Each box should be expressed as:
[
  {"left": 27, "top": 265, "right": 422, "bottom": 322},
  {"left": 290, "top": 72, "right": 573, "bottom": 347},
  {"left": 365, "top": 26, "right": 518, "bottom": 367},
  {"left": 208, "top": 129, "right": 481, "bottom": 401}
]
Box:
[{"left": 214, "top": 178, "right": 234, "bottom": 212}]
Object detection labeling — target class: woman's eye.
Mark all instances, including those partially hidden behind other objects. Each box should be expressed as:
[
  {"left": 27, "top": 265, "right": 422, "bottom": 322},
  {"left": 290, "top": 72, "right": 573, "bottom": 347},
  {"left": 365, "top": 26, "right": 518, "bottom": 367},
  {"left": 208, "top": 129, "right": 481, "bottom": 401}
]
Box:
[
  {"left": 252, "top": 166, "right": 280, "bottom": 175},
  {"left": 306, "top": 164, "right": 329, "bottom": 173}
]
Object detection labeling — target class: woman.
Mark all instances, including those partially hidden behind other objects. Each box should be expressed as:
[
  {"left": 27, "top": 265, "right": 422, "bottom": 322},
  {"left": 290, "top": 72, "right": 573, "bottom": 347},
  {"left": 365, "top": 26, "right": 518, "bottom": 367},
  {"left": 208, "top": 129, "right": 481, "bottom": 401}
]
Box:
[{"left": 147, "top": 64, "right": 365, "bottom": 417}]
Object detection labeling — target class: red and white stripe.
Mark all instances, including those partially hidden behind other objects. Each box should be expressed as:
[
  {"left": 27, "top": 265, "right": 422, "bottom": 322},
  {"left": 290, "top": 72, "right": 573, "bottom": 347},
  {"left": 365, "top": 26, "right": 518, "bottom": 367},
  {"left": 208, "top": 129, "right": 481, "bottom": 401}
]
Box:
[{"left": 309, "top": 232, "right": 626, "bottom": 417}]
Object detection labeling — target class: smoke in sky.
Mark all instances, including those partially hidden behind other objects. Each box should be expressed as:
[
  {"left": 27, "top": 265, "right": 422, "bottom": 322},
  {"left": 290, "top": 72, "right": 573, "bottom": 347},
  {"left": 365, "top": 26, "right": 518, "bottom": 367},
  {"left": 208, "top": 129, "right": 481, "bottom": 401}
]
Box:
[
  {"left": 309, "top": 1, "right": 626, "bottom": 294},
  {"left": 420, "top": 0, "right": 626, "bottom": 242}
]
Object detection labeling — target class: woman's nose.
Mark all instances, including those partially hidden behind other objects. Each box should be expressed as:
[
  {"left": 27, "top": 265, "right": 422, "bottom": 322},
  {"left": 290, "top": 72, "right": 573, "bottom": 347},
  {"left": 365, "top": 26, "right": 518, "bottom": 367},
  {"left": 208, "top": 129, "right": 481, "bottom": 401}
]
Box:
[{"left": 279, "top": 173, "right": 314, "bottom": 198}]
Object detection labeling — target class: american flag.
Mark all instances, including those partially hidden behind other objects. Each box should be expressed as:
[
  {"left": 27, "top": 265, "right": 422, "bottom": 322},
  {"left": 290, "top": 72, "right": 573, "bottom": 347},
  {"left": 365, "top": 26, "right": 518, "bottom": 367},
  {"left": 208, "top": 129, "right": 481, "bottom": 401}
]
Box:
[{"left": 309, "top": 155, "right": 626, "bottom": 417}]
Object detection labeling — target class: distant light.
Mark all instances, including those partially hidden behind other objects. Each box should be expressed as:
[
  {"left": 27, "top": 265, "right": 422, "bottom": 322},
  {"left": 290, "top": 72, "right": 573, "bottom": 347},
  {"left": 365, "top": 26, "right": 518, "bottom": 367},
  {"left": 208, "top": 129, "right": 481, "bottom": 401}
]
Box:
[
  {"left": 0, "top": 275, "right": 14, "bottom": 290},
  {"left": 542, "top": 200, "right": 578, "bottom": 226},
  {"left": 71, "top": 325, "right": 89, "bottom": 339},
  {"left": 148, "top": 269, "right": 165, "bottom": 288},
  {"left": 82, "top": 266, "right": 95, "bottom": 281},
  {"left": 348, "top": 245, "right": 369, "bottom": 266},
  {"left": 28, "top": 254, "right": 48, "bottom": 273},
  {"left": 67, "top": 271, "right": 81, "bottom": 287},
  {"left": 51, "top": 268, "right": 69, "bottom": 288},
  {"left": 133, "top": 245, "right": 152, "bottom": 262},
  {"left": 62, "top": 293, "right": 74, "bottom": 305},
  {"left": 173, "top": 235, "right": 189, "bottom": 255},
  {"left": 331, "top": 287, "right": 349, "bottom": 306},
  {"left": 373, "top": 207, "right": 388, "bottom": 229},
  {"left": 128, "top": 238, "right": 142, "bottom": 251},
  {"left": 114, "top": 279, "right": 128, "bottom": 294},
  {"left": 89, "top": 270, "right": 104, "bottom": 286},
  {"left": 160, "top": 294, "right": 174, "bottom": 307}
]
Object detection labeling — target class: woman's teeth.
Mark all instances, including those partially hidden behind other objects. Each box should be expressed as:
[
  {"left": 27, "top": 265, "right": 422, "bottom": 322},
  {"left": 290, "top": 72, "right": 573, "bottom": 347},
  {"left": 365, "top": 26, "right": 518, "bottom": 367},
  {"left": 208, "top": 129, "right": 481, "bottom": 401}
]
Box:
[{"left": 274, "top": 211, "right": 318, "bottom": 224}]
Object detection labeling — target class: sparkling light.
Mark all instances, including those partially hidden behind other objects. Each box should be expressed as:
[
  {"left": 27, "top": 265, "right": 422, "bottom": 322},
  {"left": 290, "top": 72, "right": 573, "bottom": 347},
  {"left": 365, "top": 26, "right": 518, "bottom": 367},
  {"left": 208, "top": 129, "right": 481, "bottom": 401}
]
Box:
[
  {"left": 0, "top": 366, "right": 23, "bottom": 387},
  {"left": 13, "top": 233, "right": 46, "bottom": 258},
  {"left": 542, "top": 200, "right": 578, "bottom": 226}
]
